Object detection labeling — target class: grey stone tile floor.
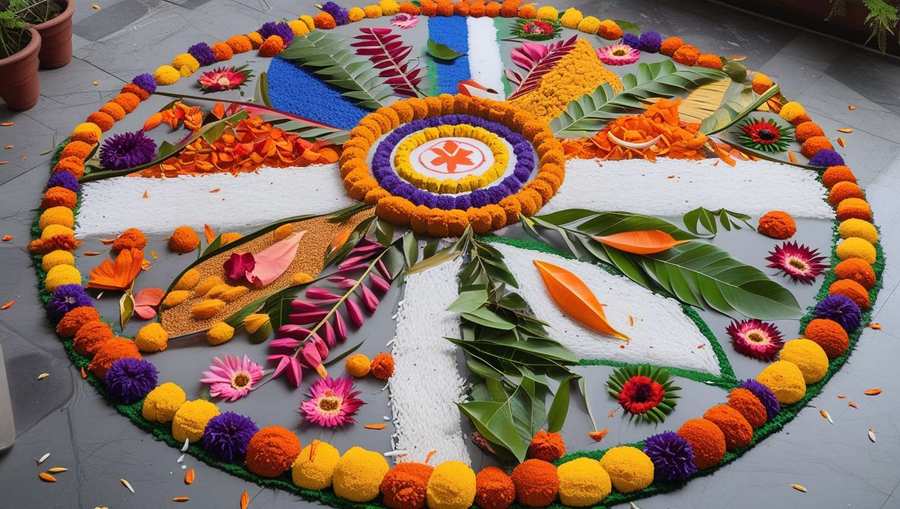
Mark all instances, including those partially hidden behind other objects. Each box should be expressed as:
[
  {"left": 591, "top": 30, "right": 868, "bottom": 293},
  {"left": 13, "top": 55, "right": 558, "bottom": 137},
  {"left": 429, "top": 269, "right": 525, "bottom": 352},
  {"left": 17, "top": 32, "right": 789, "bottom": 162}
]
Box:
[{"left": 1, "top": 0, "right": 900, "bottom": 507}]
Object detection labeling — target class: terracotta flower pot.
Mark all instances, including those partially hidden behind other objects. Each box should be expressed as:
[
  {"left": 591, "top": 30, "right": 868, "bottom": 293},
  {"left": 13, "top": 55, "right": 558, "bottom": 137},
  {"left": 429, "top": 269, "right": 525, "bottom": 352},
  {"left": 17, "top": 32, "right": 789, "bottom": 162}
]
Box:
[
  {"left": 0, "top": 28, "right": 41, "bottom": 111},
  {"left": 33, "top": 0, "right": 75, "bottom": 69}
]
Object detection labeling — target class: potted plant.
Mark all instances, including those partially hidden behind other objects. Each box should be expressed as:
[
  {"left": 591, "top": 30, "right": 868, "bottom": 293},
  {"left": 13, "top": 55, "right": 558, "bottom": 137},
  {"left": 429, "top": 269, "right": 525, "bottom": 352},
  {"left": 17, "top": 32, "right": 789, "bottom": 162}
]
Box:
[
  {"left": 0, "top": 11, "right": 41, "bottom": 111},
  {"left": 3, "top": 0, "right": 72, "bottom": 68}
]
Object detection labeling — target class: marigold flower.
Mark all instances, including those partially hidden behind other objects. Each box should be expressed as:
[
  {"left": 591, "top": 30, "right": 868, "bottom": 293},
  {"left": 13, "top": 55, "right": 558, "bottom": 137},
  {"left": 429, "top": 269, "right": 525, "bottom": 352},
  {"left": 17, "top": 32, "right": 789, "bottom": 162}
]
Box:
[
  {"left": 41, "top": 186, "right": 77, "bottom": 209},
  {"left": 73, "top": 320, "right": 114, "bottom": 356},
  {"left": 677, "top": 418, "right": 725, "bottom": 469},
  {"left": 142, "top": 382, "right": 186, "bottom": 423},
  {"left": 39, "top": 206, "right": 74, "bottom": 230},
  {"left": 780, "top": 338, "right": 829, "bottom": 384},
  {"left": 426, "top": 461, "right": 476, "bottom": 509},
  {"left": 756, "top": 360, "right": 806, "bottom": 405},
  {"left": 527, "top": 430, "right": 566, "bottom": 462},
  {"left": 345, "top": 353, "right": 371, "bottom": 378},
  {"left": 172, "top": 399, "right": 220, "bottom": 444},
  {"left": 727, "top": 387, "right": 767, "bottom": 429},
  {"left": 517, "top": 2, "right": 536, "bottom": 18},
  {"left": 836, "top": 236, "right": 877, "bottom": 264},
  {"left": 154, "top": 64, "right": 181, "bottom": 85},
  {"left": 370, "top": 351, "right": 394, "bottom": 380},
  {"left": 475, "top": 466, "right": 516, "bottom": 509},
  {"left": 259, "top": 35, "right": 285, "bottom": 57},
  {"left": 348, "top": 6, "right": 366, "bottom": 20},
  {"left": 41, "top": 249, "right": 75, "bottom": 271},
  {"left": 381, "top": 462, "right": 433, "bottom": 509},
  {"left": 829, "top": 181, "right": 864, "bottom": 206},
  {"left": 112, "top": 227, "right": 147, "bottom": 251},
  {"left": 751, "top": 72, "right": 773, "bottom": 94},
  {"left": 794, "top": 121, "right": 824, "bottom": 143},
  {"left": 822, "top": 165, "right": 856, "bottom": 188},
  {"left": 834, "top": 258, "right": 876, "bottom": 289},
  {"left": 207, "top": 322, "right": 235, "bottom": 345},
  {"left": 672, "top": 44, "right": 700, "bottom": 65},
  {"left": 399, "top": 2, "right": 420, "bottom": 15},
  {"left": 596, "top": 19, "right": 623, "bottom": 39},
  {"left": 558, "top": 7, "right": 582, "bottom": 27},
  {"left": 314, "top": 11, "right": 338, "bottom": 28},
  {"left": 511, "top": 459, "right": 558, "bottom": 507},
  {"left": 89, "top": 337, "right": 142, "bottom": 378},
  {"left": 703, "top": 404, "right": 753, "bottom": 451},
  {"left": 172, "top": 52, "right": 200, "bottom": 75},
  {"left": 829, "top": 279, "right": 871, "bottom": 310},
  {"left": 778, "top": 101, "right": 806, "bottom": 122},
  {"left": 804, "top": 318, "right": 849, "bottom": 359},
  {"left": 226, "top": 34, "right": 253, "bottom": 53},
  {"left": 246, "top": 31, "right": 264, "bottom": 48},
  {"left": 757, "top": 210, "right": 796, "bottom": 239},
  {"left": 71, "top": 122, "right": 103, "bottom": 144},
  {"left": 85, "top": 110, "right": 115, "bottom": 132},
  {"left": 169, "top": 225, "right": 200, "bottom": 253},
  {"left": 120, "top": 82, "right": 150, "bottom": 101},
  {"left": 211, "top": 42, "right": 234, "bottom": 61},
  {"left": 53, "top": 155, "right": 86, "bottom": 179},
  {"left": 800, "top": 135, "right": 833, "bottom": 158},
  {"left": 56, "top": 306, "right": 100, "bottom": 337},
  {"left": 660, "top": 36, "right": 685, "bottom": 56},
  {"left": 836, "top": 197, "right": 872, "bottom": 221},
  {"left": 291, "top": 439, "right": 340, "bottom": 489},
  {"left": 45, "top": 264, "right": 82, "bottom": 292},
  {"left": 696, "top": 53, "right": 723, "bottom": 69}
]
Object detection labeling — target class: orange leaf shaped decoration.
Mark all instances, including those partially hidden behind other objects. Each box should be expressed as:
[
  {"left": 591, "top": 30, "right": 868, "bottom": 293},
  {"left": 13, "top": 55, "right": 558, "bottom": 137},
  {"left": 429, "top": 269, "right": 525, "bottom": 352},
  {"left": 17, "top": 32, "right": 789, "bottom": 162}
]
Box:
[
  {"left": 203, "top": 224, "right": 217, "bottom": 244},
  {"left": 594, "top": 230, "right": 687, "bottom": 255},
  {"left": 533, "top": 260, "right": 629, "bottom": 340},
  {"left": 88, "top": 248, "right": 145, "bottom": 290}
]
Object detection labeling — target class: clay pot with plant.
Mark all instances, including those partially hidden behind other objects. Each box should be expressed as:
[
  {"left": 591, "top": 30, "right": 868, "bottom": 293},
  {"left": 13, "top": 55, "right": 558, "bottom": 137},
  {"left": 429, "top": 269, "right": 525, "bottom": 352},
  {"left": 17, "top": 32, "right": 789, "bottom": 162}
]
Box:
[
  {"left": 0, "top": 13, "right": 41, "bottom": 111},
  {"left": 4, "top": 0, "right": 73, "bottom": 68}
]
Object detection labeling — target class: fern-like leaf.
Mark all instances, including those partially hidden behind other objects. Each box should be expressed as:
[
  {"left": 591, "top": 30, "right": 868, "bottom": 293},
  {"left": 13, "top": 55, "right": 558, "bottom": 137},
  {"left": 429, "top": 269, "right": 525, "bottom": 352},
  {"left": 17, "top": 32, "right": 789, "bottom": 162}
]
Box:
[
  {"left": 351, "top": 27, "right": 424, "bottom": 98},
  {"left": 280, "top": 31, "right": 394, "bottom": 110},
  {"left": 550, "top": 60, "right": 728, "bottom": 137},
  {"left": 506, "top": 36, "right": 577, "bottom": 100}
]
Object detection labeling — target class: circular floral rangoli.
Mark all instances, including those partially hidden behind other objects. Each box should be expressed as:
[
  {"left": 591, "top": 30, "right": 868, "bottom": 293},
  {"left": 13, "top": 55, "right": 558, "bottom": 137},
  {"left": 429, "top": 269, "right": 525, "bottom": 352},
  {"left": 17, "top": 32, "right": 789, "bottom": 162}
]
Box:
[{"left": 30, "top": 1, "right": 883, "bottom": 508}]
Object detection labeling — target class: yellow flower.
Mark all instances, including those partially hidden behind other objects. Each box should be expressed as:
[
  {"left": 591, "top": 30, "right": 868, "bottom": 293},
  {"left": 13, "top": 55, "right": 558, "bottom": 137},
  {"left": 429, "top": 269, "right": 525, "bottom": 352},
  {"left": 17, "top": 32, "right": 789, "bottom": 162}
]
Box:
[
  {"left": 751, "top": 72, "right": 774, "bottom": 94},
  {"left": 836, "top": 236, "right": 877, "bottom": 264},
  {"left": 576, "top": 15, "right": 601, "bottom": 34},
  {"left": 154, "top": 64, "right": 181, "bottom": 86},
  {"left": 779, "top": 339, "right": 828, "bottom": 384},
  {"left": 345, "top": 353, "right": 371, "bottom": 378},
  {"left": 45, "top": 264, "right": 82, "bottom": 291},
  {"left": 292, "top": 440, "right": 341, "bottom": 489},
  {"left": 206, "top": 322, "right": 235, "bottom": 345},
  {"left": 41, "top": 224, "right": 75, "bottom": 240},
  {"left": 598, "top": 446, "right": 654, "bottom": 493},
  {"left": 191, "top": 299, "right": 226, "bottom": 320},
  {"left": 779, "top": 101, "right": 806, "bottom": 122},
  {"left": 171, "top": 53, "right": 200, "bottom": 76},
  {"left": 135, "top": 322, "right": 169, "bottom": 353},
  {"left": 41, "top": 250, "right": 75, "bottom": 272},
  {"left": 379, "top": 0, "right": 399, "bottom": 15},
  {"left": 172, "top": 399, "right": 220, "bottom": 443},
  {"left": 838, "top": 218, "right": 878, "bottom": 244},
  {"left": 174, "top": 268, "right": 201, "bottom": 291},
  {"left": 426, "top": 461, "right": 477, "bottom": 509},
  {"left": 348, "top": 6, "right": 366, "bottom": 21},
  {"left": 557, "top": 457, "right": 611, "bottom": 506},
  {"left": 757, "top": 360, "right": 806, "bottom": 404},
  {"left": 559, "top": 7, "right": 583, "bottom": 28},
  {"left": 142, "top": 382, "right": 186, "bottom": 423},
  {"left": 243, "top": 313, "right": 272, "bottom": 343},
  {"left": 288, "top": 19, "right": 310, "bottom": 36},
  {"left": 162, "top": 290, "right": 192, "bottom": 308},
  {"left": 332, "top": 446, "right": 389, "bottom": 502},
  {"left": 39, "top": 206, "right": 75, "bottom": 230},
  {"left": 363, "top": 4, "right": 382, "bottom": 17},
  {"left": 535, "top": 5, "right": 559, "bottom": 20},
  {"left": 70, "top": 122, "right": 103, "bottom": 144},
  {"left": 299, "top": 14, "right": 316, "bottom": 30}
]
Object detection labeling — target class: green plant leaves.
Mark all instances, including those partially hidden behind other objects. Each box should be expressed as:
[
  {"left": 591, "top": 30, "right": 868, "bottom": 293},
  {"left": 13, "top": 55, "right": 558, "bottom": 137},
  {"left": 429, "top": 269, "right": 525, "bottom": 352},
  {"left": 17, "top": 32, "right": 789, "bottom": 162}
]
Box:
[
  {"left": 699, "top": 83, "right": 779, "bottom": 134},
  {"left": 682, "top": 207, "right": 754, "bottom": 237},
  {"left": 280, "top": 31, "right": 394, "bottom": 110},
  {"left": 426, "top": 39, "right": 464, "bottom": 61},
  {"left": 551, "top": 60, "right": 727, "bottom": 137}
]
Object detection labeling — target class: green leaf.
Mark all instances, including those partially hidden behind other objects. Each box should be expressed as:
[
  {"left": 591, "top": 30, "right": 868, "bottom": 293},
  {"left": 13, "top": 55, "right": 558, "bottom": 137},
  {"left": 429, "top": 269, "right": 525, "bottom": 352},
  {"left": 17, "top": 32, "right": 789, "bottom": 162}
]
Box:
[
  {"left": 699, "top": 83, "right": 779, "bottom": 134},
  {"left": 426, "top": 39, "right": 464, "bottom": 61},
  {"left": 462, "top": 307, "right": 516, "bottom": 330},
  {"left": 448, "top": 289, "right": 489, "bottom": 313},
  {"left": 612, "top": 19, "right": 640, "bottom": 33},
  {"left": 682, "top": 207, "right": 755, "bottom": 237},
  {"left": 254, "top": 71, "right": 272, "bottom": 107},
  {"left": 458, "top": 400, "right": 530, "bottom": 462},
  {"left": 118, "top": 287, "right": 134, "bottom": 331},
  {"left": 551, "top": 61, "right": 727, "bottom": 137},
  {"left": 546, "top": 375, "right": 576, "bottom": 432},
  {"left": 401, "top": 232, "right": 419, "bottom": 268}
]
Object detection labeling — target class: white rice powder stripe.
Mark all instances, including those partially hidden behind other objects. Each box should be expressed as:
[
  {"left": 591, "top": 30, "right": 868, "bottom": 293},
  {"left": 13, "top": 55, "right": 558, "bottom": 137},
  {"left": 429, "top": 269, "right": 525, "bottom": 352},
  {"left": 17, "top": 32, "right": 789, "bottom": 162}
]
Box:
[
  {"left": 389, "top": 257, "right": 470, "bottom": 464},
  {"left": 75, "top": 165, "right": 354, "bottom": 238},
  {"left": 493, "top": 243, "right": 722, "bottom": 375},
  {"left": 544, "top": 158, "right": 834, "bottom": 219},
  {"left": 466, "top": 17, "right": 505, "bottom": 96}
]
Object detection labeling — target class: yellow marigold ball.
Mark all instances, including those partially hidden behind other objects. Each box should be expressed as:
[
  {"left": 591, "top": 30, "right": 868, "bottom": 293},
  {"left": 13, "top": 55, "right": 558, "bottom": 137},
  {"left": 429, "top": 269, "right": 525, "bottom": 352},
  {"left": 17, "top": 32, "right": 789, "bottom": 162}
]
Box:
[
  {"left": 171, "top": 399, "right": 219, "bottom": 443},
  {"left": 142, "top": 382, "right": 186, "bottom": 423},
  {"left": 836, "top": 197, "right": 872, "bottom": 222},
  {"left": 154, "top": 64, "right": 181, "bottom": 85},
  {"left": 756, "top": 360, "right": 806, "bottom": 404},
  {"left": 838, "top": 219, "right": 879, "bottom": 244},
  {"left": 576, "top": 15, "right": 601, "bottom": 34},
  {"left": 426, "top": 461, "right": 477, "bottom": 509},
  {"left": 598, "top": 446, "right": 655, "bottom": 494},
  {"left": 779, "top": 338, "right": 829, "bottom": 384},
  {"left": 300, "top": 14, "right": 316, "bottom": 30},
  {"left": 779, "top": 101, "right": 806, "bottom": 123},
  {"left": 364, "top": 4, "right": 382, "bottom": 17},
  {"left": 557, "top": 457, "right": 611, "bottom": 507},
  {"left": 535, "top": 5, "right": 558, "bottom": 20},
  {"left": 171, "top": 53, "right": 200, "bottom": 75},
  {"left": 348, "top": 6, "right": 366, "bottom": 20},
  {"left": 751, "top": 72, "right": 774, "bottom": 95},
  {"left": 379, "top": 0, "right": 400, "bottom": 15},
  {"left": 288, "top": 19, "right": 310, "bottom": 36},
  {"left": 292, "top": 440, "right": 341, "bottom": 490},
  {"left": 41, "top": 249, "right": 75, "bottom": 271},
  {"left": 332, "top": 446, "right": 389, "bottom": 502},
  {"left": 70, "top": 122, "right": 103, "bottom": 144},
  {"left": 41, "top": 223, "right": 75, "bottom": 240},
  {"left": 174, "top": 268, "right": 201, "bottom": 291},
  {"left": 345, "top": 353, "right": 371, "bottom": 378},
  {"left": 836, "top": 237, "right": 877, "bottom": 264},
  {"left": 191, "top": 299, "right": 225, "bottom": 320},
  {"left": 559, "top": 7, "right": 583, "bottom": 28},
  {"left": 206, "top": 322, "right": 235, "bottom": 345},
  {"left": 162, "top": 290, "right": 191, "bottom": 308},
  {"left": 135, "top": 322, "right": 169, "bottom": 353},
  {"left": 45, "top": 264, "right": 82, "bottom": 291}
]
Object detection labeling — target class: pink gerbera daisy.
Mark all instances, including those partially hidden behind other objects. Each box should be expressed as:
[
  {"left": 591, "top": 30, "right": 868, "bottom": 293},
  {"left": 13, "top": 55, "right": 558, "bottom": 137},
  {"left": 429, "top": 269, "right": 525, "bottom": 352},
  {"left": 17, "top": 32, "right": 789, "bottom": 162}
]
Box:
[
  {"left": 201, "top": 355, "right": 264, "bottom": 402},
  {"left": 300, "top": 377, "right": 363, "bottom": 428},
  {"left": 391, "top": 13, "right": 419, "bottom": 29},
  {"left": 597, "top": 43, "right": 640, "bottom": 65},
  {"left": 766, "top": 241, "right": 827, "bottom": 284},
  {"left": 726, "top": 319, "right": 784, "bottom": 360},
  {"left": 198, "top": 66, "right": 252, "bottom": 92}
]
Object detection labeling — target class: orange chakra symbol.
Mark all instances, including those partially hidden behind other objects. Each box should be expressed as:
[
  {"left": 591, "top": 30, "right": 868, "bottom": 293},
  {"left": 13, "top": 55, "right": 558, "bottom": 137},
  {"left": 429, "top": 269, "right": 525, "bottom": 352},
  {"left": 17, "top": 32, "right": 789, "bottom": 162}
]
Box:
[{"left": 429, "top": 140, "right": 474, "bottom": 173}]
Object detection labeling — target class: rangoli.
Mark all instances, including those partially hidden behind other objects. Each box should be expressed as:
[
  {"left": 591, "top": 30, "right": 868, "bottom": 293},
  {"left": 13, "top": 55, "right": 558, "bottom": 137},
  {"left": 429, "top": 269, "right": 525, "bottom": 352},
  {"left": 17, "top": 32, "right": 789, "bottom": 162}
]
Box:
[{"left": 30, "top": 1, "right": 883, "bottom": 507}]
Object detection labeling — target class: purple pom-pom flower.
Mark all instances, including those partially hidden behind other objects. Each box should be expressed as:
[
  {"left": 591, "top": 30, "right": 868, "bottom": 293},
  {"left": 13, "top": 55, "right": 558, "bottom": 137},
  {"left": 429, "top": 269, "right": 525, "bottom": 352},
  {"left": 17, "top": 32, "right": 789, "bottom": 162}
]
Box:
[
  {"left": 622, "top": 32, "right": 641, "bottom": 50},
  {"left": 187, "top": 42, "right": 216, "bottom": 66},
  {"left": 644, "top": 431, "right": 697, "bottom": 482},
  {"left": 105, "top": 358, "right": 159, "bottom": 404},
  {"left": 321, "top": 1, "right": 350, "bottom": 25},
  {"left": 47, "top": 284, "right": 92, "bottom": 321},
  {"left": 132, "top": 73, "right": 157, "bottom": 95},
  {"left": 639, "top": 31, "right": 662, "bottom": 52},
  {"left": 740, "top": 379, "right": 780, "bottom": 420},
  {"left": 47, "top": 170, "right": 80, "bottom": 192},
  {"left": 814, "top": 294, "right": 862, "bottom": 332},
  {"left": 201, "top": 412, "right": 258, "bottom": 463},
  {"left": 99, "top": 130, "right": 157, "bottom": 171},
  {"left": 809, "top": 149, "right": 844, "bottom": 167},
  {"left": 259, "top": 21, "right": 294, "bottom": 45}
]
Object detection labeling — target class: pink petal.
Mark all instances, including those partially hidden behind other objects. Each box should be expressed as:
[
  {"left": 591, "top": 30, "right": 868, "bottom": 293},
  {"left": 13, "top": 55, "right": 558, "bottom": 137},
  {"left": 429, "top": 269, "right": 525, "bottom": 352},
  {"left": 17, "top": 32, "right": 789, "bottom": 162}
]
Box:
[
  {"left": 345, "top": 299, "right": 364, "bottom": 328},
  {"left": 278, "top": 324, "right": 312, "bottom": 339},
  {"left": 290, "top": 299, "right": 321, "bottom": 312},
  {"left": 133, "top": 305, "right": 157, "bottom": 320},
  {"left": 323, "top": 320, "right": 336, "bottom": 347},
  {"left": 289, "top": 310, "right": 328, "bottom": 324},
  {"left": 369, "top": 273, "right": 391, "bottom": 294},
  {"left": 306, "top": 288, "right": 342, "bottom": 301},
  {"left": 361, "top": 285, "right": 379, "bottom": 313},
  {"left": 333, "top": 312, "right": 348, "bottom": 342},
  {"left": 134, "top": 287, "right": 165, "bottom": 307},
  {"left": 245, "top": 231, "right": 305, "bottom": 288},
  {"left": 269, "top": 337, "right": 301, "bottom": 350}
]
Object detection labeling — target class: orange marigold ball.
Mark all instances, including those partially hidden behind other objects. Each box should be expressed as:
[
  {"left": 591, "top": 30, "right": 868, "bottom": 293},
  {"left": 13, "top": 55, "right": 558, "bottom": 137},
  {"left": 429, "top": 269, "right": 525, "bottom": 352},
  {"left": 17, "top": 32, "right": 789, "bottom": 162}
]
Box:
[
  {"left": 466, "top": 207, "right": 494, "bottom": 234},
  {"left": 42, "top": 187, "right": 77, "bottom": 209},
  {"left": 112, "top": 227, "right": 147, "bottom": 251},
  {"left": 696, "top": 53, "right": 723, "bottom": 69},
  {"left": 822, "top": 165, "right": 857, "bottom": 188},
  {"left": 56, "top": 306, "right": 101, "bottom": 337},
  {"left": 211, "top": 42, "right": 234, "bottom": 61},
  {"left": 499, "top": 196, "right": 523, "bottom": 225},
  {"left": 120, "top": 83, "right": 150, "bottom": 101},
  {"left": 794, "top": 121, "right": 825, "bottom": 144},
  {"left": 829, "top": 181, "right": 864, "bottom": 206},
  {"left": 800, "top": 136, "right": 833, "bottom": 158},
  {"left": 88, "top": 338, "right": 141, "bottom": 378},
  {"left": 660, "top": 36, "right": 685, "bottom": 56},
  {"left": 476, "top": 466, "right": 516, "bottom": 509},
  {"left": 399, "top": 2, "right": 420, "bottom": 15},
  {"left": 245, "top": 426, "right": 301, "bottom": 478},
  {"left": 834, "top": 258, "right": 876, "bottom": 289},
  {"left": 527, "top": 430, "right": 566, "bottom": 462},
  {"left": 61, "top": 140, "right": 94, "bottom": 160},
  {"left": 757, "top": 210, "right": 796, "bottom": 239},
  {"left": 727, "top": 387, "right": 768, "bottom": 429},
  {"left": 314, "top": 12, "right": 337, "bottom": 29},
  {"left": 259, "top": 35, "right": 285, "bottom": 57},
  {"left": 370, "top": 352, "right": 395, "bottom": 380},
  {"left": 596, "top": 19, "right": 623, "bottom": 40},
  {"left": 112, "top": 92, "right": 140, "bottom": 113},
  {"left": 829, "top": 279, "right": 870, "bottom": 310},
  {"left": 804, "top": 318, "right": 850, "bottom": 359},
  {"left": 511, "top": 459, "right": 558, "bottom": 508},
  {"left": 517, "top": 3, "right": 536, "bottom": 18},
  {"left": 380, "top": 462, "right": 434, "bottom": 509},
  {"left": 54, "top": 156, "right": 86, "bottom": 179},
  {"left": 677, "top": 418, "right": 726, "bottom": 470},
  {"left": 73, "top": 320, "right": 115, "bottom": 356},
  {"left": 169, "top": 225, "right": 200, "bottom": 253},
  {"left": 227, "top": 34, "right": 253, "bottom": 53},
  {"left": 672, "top": 44, "right": 700, "bottom": 66},
  {"left": 376, "top": 196, "right": 415, "bottom": 226},
  {"left": 836, "top": 197, "right": 872, "bottom": 221},
  {"left": 703, "top": 404, "right": 753, "bottom": 451},
  {"left": 86, "top": 111, "right": 115, "bottom": 132}
]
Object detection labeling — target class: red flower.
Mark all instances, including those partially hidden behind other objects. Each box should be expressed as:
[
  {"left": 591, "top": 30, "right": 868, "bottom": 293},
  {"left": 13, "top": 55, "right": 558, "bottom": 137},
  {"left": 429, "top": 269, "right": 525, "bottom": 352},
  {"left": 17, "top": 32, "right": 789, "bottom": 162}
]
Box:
[
  {"left": 198, "top": 67, "right": 250, "bottom": 92},
  {"left": 618, "top": 375, "right": 665, "bottom": 414},
  {"left": 523, "top": 20, "right": 554, "bottom": 35}
]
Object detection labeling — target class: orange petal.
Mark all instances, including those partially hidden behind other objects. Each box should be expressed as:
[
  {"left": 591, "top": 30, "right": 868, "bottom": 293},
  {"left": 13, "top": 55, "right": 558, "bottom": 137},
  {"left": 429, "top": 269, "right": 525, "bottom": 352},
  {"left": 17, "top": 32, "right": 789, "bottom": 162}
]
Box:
[
  {"left": 594, "top": 230, "right": 687, "bottom": 255},
  {"left": 203, "top": 224, "right": 216, "bottom": 244},
  {"left": 533, "top": 260, "right": 629, "bottom": 340},
  {"left": 143, "top": 112, "right": 163, "bottom": 131}
]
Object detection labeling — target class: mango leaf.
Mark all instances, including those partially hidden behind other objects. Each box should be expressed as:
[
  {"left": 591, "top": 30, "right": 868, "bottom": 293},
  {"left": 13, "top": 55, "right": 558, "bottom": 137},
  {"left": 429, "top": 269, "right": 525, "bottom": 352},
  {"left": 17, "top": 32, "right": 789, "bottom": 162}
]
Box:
[
  {"left": 426, "top": 39, "right": 464, "bottom": 61},
  {"left": 547, "top": 375, "right": 576, "bottom": 432},
  {"left": 458, "top": 399, "right": 530, "bottom": 462},
  {"left": 448, "top": 288, "right": 489, "bottom": 313}
]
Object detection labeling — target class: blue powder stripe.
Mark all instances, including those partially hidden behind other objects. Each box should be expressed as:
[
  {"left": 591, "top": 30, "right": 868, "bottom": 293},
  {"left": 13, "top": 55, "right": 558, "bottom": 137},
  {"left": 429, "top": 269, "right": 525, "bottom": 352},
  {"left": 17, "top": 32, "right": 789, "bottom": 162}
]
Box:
[
  {"left": 427, "top": 16, "right": 471, "bottom": 95},
  {"left": 266, "top": 57, "right": 368, "bottom": 130}
]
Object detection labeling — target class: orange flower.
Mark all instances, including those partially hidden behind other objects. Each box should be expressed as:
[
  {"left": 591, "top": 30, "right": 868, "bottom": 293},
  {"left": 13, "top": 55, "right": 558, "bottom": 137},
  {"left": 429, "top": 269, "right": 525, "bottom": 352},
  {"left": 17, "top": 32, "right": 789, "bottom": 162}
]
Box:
[
  {"left": 794, "top": 121, "right": 824, "bottom": 143},
  {"left": 211, "top": 42, "right": 234, "bottom": 61},
  {"left": 89, "top": 338, "right": 141, "bottom": 378},
  {"left": 226, "top": 34, "right": 253, "bottom": 53},
  {"left": 829, "top": 279, "right": 871, "bottom": 309},
  {"left": 517, "top": 2, "right": 536, "bottom": 18},
  {"left": 829, "top": 181, "right": 864, "bottom": 205},
  {"left": 836, "top": 197, "right": 872, "bottom": 221},
  {"left": 800, "top": 135, "right": 833, "bottom": 158},
  {"left": 61, "top": 140, "right": 94, "bottom": 160},
  {"left": 696, "top": 54, "right": 723, "bottom": 69},
  {"left": 822, "top": 165, "right": 856, "bottom": 188},
  {"left": 143, "top": 112, "right": 163, "bottom": 131},
  {"left": 112, "top": 227, "right": 147, "bottom": 251},
  {"left": 87, "top": 247, "right": 145, "bottom": 290},
  {"left": 313, "top": 12, "right": 337, "bottom": 29},
  {"left": 436, "top": 0, "right": 454, "bottom": 16},
  {"left": 757, "top": 211, "right": 796, "bottom": 239},
  {"left": 73, "top": 320, "right": 115, "bottom": 356},
  {"left": 28, "top": 232, "right": 79, "bottom": 254},
  {"left": 834, "top": 258, "right": 876, "bottom": 289},
  {"left": 596, "top": 19, "right": 623, "bottom": 39},
  {"left": 113, "top": 92, "right": 141, "bottom": 113},
  {"left": 169, "top": 225, "right": 200, "bottom": 253},
  {"left": 453, "top": 1, "right": 470, "bottom": 16},
  {"left": 56, "top": 306, "right": 101, "bottom": 337},
  {"left": 370, "top": 352, "right": 395, "bottom": 380},
  {"left": 485, "top": 1, "right": 502, "bottom": 16},
  {"left": 804, "top": 318, "right": 849, "bottom": 358},
  {"left": 120, "top": 82, "right": 151, "bottom": 101},
  {"left": 511, "top": 459, "right": 558, "bottom": 507},
  {"left": 86, "top": 111, "right": 115, "bottom": 132},
  {"left": 247, "top": 31, "right": 264, "bottom": 48},
  {"left": 527, "top": 430, "right": 566, "bottom": 462},
  {"left": 500, "top": 0, "right": 520, "bottom": 17},
  {"left": 100, "top": 101, "right": 127, "bottom": 121},
  {"left": 54, "top": 156, "right": 86, "bottom": 179},
  {"left": 660, "top": 36, "right": 685, "bottom": 56},
  {"left": 259, "top": 35, "right": 285, "bottom": 57},
  {"left": 399, "top": 2, "right": 420, "bottom": 15},
  {"left": 41, "top": 187, "right": 76, "bottom": 209},
  {"left": 672, "top": 44, "right": 700, "bottom": 65}
]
